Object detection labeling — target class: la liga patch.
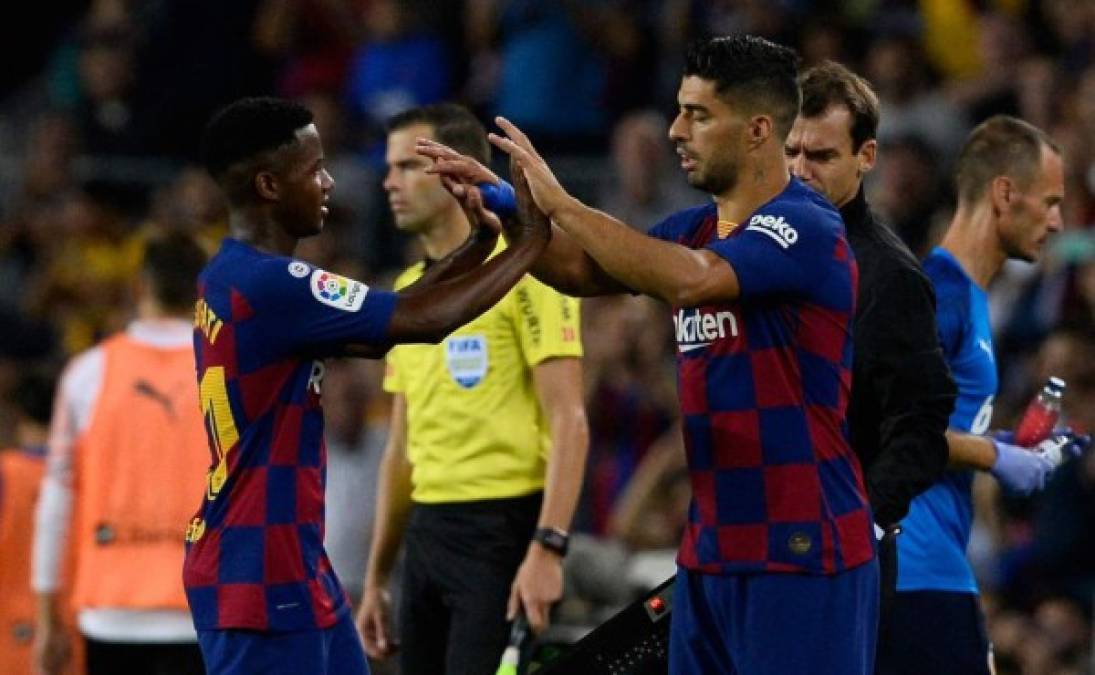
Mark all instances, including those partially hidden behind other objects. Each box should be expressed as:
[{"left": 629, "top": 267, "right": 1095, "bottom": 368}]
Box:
[{"left": 310, "top": 269, "right": 368, "bottom": 312}]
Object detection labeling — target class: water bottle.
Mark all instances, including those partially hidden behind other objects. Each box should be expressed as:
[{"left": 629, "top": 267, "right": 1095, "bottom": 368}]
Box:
[{"left": 1015, "top": 377, "right": 1066, "bottom": 446}]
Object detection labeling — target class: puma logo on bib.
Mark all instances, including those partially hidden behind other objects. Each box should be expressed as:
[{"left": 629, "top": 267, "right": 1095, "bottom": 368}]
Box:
[{"left": 446, "top": 335, "right": 488, "bottom": 388}]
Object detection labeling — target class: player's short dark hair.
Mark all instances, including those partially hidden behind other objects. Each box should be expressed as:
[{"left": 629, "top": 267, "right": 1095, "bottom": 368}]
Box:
[
  {"left": 142, "top": 231, "right": 208, "bottom": 313},
  {"left": 201, "top": 97, "right": 314, "bottom": 181},
  {"left": 954, "top": 115, "right": 1060, "bottom": 205},
  {"left": 9, "top": 368, "right": 57, "bottom": 427},
  {"left": 387, "top": 103, "right": 491, "bottom": 165},
  {"left": 684, "top": 35, "right": 801, "bottom": 139},
  {"left": 798, "top": 61, "right": 879, "bottom": 151}
]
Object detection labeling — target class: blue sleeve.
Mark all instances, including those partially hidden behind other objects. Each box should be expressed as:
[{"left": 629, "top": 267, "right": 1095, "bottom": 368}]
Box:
[
  {"left": 933, "top": 283, "right": 967, "bottom": 362},
  {"left": 647, "top": 215, "right": 676, "bottom": 242},
  {"left": 708, "top": 205, "right": 838, "bottom": 300},
  {"left": 646, "top": 204, "right": 710, "bottom": 243},
  {"left": 247, "top": 259, "right": 397, "bottom": 355}
]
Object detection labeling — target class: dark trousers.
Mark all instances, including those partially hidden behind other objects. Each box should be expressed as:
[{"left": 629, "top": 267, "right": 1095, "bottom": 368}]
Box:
[
  {"left": 399, "top": 493, "right": 541, "bottom": 675},
  {"left": 874, "top": 591, "right": 992, "bottom": 675},
  {"left": 86, "top": 638, "right": 205, "bottom": 675}
]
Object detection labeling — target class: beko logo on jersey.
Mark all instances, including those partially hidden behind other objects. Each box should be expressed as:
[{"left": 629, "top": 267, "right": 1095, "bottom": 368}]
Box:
[
  {"left": 674, "top": 308, "right": 738, "bottom": 353},
  {"left": 745, "top": 214, "right": 798, "bottom": 249}
]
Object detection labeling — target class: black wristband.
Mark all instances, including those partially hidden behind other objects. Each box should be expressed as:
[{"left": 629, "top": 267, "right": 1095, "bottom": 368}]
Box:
[{"left": 533, "top": 527, "right": 569, "bottom": 557}]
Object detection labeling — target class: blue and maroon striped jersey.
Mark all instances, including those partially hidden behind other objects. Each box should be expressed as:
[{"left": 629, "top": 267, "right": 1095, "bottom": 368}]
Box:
[
  {"left": 183, "top": 238, "right": 396, "bottom": 631},
  {"left": 648, "top": 178, "right": 874, "bottom": 575}
]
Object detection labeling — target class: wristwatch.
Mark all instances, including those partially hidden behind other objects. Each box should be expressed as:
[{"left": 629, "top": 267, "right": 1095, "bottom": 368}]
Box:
[{"left": 533, "top": 527, "right": 569, "bottom": 557}]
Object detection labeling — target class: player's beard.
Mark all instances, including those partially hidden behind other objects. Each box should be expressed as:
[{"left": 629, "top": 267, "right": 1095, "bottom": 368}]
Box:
[{"left": 688, "top": 154, "right": 739, "bottom": 196}]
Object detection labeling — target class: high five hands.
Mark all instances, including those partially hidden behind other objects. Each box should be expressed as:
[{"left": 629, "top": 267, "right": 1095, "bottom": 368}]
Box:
[
  {"left": 437, "top": 173, "right": 503, "bottom": 241},
  {"left": 416, "top": 116, "right": 573, "bottom": 234}
]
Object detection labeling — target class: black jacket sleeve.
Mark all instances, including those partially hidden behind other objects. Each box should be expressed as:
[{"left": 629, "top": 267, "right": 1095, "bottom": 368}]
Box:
[{"left": 854, "top": 267, "right": 956, "bottom": 526}]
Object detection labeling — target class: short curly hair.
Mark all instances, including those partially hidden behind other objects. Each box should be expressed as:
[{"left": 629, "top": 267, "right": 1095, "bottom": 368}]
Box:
[
  {"left": 201, "top": 97, "right": 314, "bottom": 181},
  {"left": 684, "top": 35, "right": 801, "bottom": 138}
]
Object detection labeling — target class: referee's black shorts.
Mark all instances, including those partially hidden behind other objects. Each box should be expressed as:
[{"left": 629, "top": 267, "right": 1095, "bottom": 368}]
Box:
[
  {"left": 399, "top": 492, "right": 542, "bottom": 675},
  {"left": 875, "top": 590, "right": 993, "bottom": 675}
]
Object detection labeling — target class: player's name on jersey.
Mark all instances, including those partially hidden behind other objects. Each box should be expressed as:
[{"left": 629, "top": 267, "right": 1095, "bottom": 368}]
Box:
[{"left": 195, "top": 299, "right": 224, "bottom": 344}]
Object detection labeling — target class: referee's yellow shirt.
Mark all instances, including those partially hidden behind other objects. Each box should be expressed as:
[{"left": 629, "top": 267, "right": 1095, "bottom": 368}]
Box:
[{"left": 384, "top": 250, "right": 582, "bottom": 504}]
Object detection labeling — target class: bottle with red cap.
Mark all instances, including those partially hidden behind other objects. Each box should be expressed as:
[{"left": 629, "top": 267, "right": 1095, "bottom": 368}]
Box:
[{"left": 1015, "top": 377, "right": 1066, "bottom": 446}]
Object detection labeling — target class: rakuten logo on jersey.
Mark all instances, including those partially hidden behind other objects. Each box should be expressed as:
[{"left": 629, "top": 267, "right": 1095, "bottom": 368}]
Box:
[
  {"left": 674, "top": 309, "right": 739, "bottom": 353},
  {"left": 745, "top": 214, "right": 798, "bottom": 249}
]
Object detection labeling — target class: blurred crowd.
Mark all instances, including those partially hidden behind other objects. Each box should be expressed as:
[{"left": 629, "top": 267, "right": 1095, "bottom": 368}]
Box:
[{"left": 0, "top": 1, "right": 1093, "bottom": 673}]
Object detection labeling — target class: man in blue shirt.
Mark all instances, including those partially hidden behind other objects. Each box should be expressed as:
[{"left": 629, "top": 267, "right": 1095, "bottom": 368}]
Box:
[{"left": 881, "top": 116, "right": 1083, "bottom": 675}]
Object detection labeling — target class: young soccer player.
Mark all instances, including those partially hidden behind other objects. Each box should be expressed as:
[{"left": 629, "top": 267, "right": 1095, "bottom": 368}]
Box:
[{"left": 183, "top": 97, "right": 549, "bottom": 674}]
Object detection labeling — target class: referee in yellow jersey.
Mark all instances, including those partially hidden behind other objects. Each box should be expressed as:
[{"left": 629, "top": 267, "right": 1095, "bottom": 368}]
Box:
[{"left": 356, "top": 103, "right": 589, "bottom": 675}]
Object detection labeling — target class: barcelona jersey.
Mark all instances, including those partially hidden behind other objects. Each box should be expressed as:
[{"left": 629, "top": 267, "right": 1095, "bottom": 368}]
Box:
[
  {"left": 897, "top": 247, "right": 998, "bottom": 594},
  {"left": 648, "top": 178, "right": 874, "bottom": 575},
  {"left": 183, "top": 238, "right": 396, "bottom": 631}
]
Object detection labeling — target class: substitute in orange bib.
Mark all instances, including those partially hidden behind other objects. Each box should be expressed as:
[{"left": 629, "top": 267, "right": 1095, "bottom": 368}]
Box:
[
  {"left": 32, "top": 232, "right": 210, "bottom": 675},
  {"left": 1, "top": 371, "right": 62, "bottom": 675}
]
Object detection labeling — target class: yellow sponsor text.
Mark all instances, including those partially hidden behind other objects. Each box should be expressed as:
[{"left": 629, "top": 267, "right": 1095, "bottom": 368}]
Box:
[{"left": 194, "top": 299, "right": 224, "bottom": 345}]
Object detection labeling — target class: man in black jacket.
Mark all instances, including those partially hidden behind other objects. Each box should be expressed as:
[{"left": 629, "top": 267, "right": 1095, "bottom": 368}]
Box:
[
  {"left": 785, "top": 64, "right": 954, "bottom": 642},
  {"left": 785, "top": 60, "right": 954, "bottom": 548}
]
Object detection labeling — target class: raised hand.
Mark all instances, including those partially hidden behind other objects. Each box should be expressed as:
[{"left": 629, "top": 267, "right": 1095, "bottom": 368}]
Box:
[
  {"left": 509, "top": 153, "right": 552, "bottom": 244},
  {"left": 416, "top": 137, "right": 501, "bottom": 186},
  {"left": 488, "top": 117, "right": 573, "bottom": 220}
]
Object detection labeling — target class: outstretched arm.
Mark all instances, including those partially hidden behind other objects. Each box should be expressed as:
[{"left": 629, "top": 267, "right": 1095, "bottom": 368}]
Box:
[
  {"left": 341, "top": 182, "right": 545, "bottom": 357},
  {"left": 416, "top": 137, "right": 627, "bottom": 298},
  {"left": 384, "top": 183, "right": 550, "bottom": 344},
  {"left": 487, "top": 117, "right": 740, "bottom": 306},
  {"left": 510, "top": 154, "right": 630, "bottom": 297}
]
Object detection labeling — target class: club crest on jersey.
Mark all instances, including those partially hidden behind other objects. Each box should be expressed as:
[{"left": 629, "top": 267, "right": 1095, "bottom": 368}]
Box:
[
  {"left": 310, "top": 269, "right": 367, "bottom": 312},
  {"left": 445, "top": 335, "right": 488, "bottom": 388},
  {"left": 745, "top": 213, "right": 798, "bottom": 249},
  {"left": 674, "top": 308, "right": 738, "bottom": 353}
]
